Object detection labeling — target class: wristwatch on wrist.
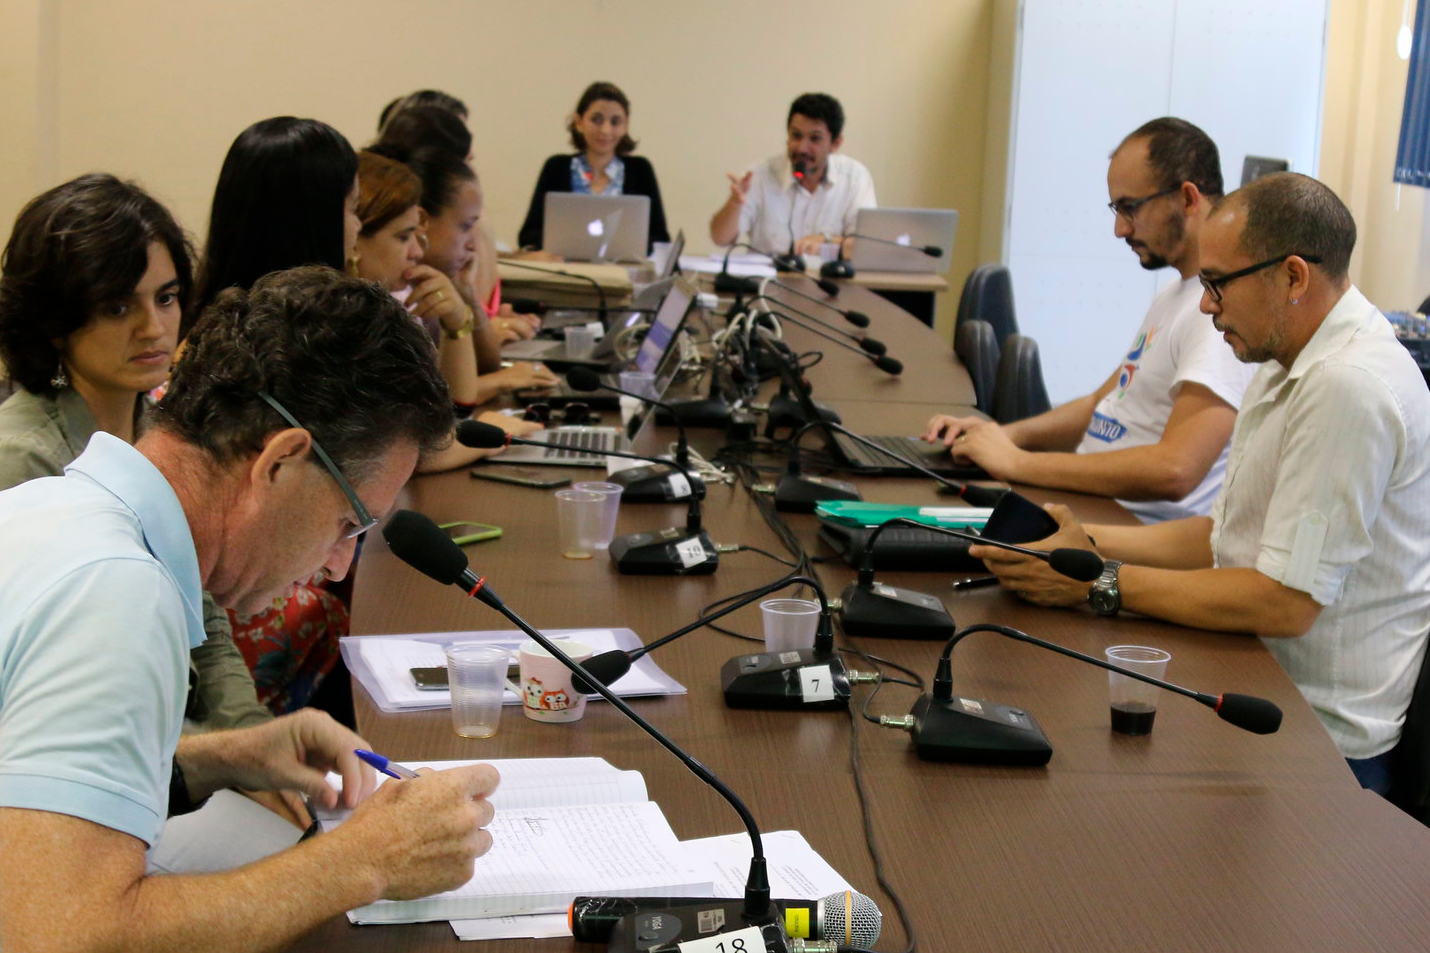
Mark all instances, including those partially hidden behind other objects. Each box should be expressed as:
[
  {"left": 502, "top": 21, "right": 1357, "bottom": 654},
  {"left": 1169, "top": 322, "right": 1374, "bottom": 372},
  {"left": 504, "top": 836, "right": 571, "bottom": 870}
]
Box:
[{"left": 1088, "top": 558, "right": 1123, "bottom": 616}]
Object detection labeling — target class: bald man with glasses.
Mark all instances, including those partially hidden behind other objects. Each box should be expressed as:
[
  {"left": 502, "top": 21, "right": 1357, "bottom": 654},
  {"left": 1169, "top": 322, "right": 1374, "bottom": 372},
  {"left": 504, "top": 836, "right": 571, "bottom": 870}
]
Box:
[
  {"left": 970, "top": 173, "right": 1430, "bottom": 795},
  {"left": 925, "top": 117, "right": 1257, "bottom": 523}
]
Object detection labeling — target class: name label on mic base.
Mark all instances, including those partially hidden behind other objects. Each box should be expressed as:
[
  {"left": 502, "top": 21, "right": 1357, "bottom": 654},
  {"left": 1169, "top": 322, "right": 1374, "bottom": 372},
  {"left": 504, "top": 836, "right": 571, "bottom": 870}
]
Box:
[
  {"left": 677, "top": 924, "right": 766, "bottom": 953},
  {"left": 799, "top": 664, "right": 836, "bottom": 702},
  {"left": 675, "top": 537, "right": 711, "bottom": 569}
]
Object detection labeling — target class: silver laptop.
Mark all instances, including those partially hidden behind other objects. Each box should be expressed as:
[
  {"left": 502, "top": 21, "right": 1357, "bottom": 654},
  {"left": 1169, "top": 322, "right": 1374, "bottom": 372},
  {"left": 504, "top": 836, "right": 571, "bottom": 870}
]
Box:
[
  {"left": 850, "top": 208, "right": 958, "bottom": 273},
  {"left": 494, "top": 278, "right": 696, "bottom": 465},
  {"left": 543, "top": 193, "right": 651, "bottom": 262}
]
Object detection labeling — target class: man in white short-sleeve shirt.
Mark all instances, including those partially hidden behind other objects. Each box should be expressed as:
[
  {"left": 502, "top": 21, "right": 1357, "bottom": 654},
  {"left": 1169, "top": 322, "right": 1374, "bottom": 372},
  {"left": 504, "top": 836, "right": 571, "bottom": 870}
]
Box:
[
  {"left": 925, "top": 118, "right": 1256, "bottom": 522},
  {"left": 710, "top": 92, "right": 877, "bottom": 257},
  {"left": 969, "top": 173, "right": 1430, "bottom": 792}
]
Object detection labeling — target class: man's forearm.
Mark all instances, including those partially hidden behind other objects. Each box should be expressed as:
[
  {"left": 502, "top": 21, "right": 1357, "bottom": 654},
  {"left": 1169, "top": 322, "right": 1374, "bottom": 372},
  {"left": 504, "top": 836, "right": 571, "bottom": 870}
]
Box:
[
  {"left": 1003, "top": 394, "right": 1097, "bottom": 451},
  {"left": 1120, "top": 564, "right": 1321, "bottom": 639},
  {"left": 710, "top": 200, "right": 741, "bottom": 246},
  {"left": 1008, "top": 441, "right": 1203, "bottom": 501},
  {"left": 1086, "top": 516, "right": 1214, "bottom": 569}
]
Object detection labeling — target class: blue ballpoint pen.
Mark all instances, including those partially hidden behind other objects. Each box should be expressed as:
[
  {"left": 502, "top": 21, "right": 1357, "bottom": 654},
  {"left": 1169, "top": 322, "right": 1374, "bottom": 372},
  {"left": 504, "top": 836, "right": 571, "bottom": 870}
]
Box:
[{"left": 355, "top": 748, "right": 420, "bottom": 780}]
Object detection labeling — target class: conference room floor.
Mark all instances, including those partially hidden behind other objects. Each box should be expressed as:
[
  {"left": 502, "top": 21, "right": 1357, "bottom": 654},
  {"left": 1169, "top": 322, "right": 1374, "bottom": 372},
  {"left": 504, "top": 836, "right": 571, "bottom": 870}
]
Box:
[{"left": 286, "top": 280, "right": 1430, "bottom": 952}]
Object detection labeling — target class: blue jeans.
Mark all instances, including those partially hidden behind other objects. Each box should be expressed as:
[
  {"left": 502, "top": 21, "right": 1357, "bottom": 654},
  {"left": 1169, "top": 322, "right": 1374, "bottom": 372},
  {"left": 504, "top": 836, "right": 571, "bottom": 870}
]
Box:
[{"left": 1346, "top": 750, "right": 1395, "bottom": 796}]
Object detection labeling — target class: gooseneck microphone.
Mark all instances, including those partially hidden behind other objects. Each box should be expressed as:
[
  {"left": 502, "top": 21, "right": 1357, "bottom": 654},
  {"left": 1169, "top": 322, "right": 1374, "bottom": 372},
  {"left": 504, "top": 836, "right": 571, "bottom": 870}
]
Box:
[
  {"left": 499, "top": 259, "right": 609, "bottom": 324},
  {"left": 766, "top": 277, "right": 866, "bottom": 319},
  {"left": 718, "top": 242, "right": 801, "bottom": 293},
  {"left": 753, "top": 312, "right": 903, "bottom": 375},
  {"left": 381, "top": 510, "right": 779, "bottom": 934},
  {"left": 884, "top": 622, "right": 1284, "bottom": 765},
  {"left": 847, "top": 232, "right": 944, "bottom": 258},
  {"left": 746, "top": 295, "right": 886, "bottom": 355},
  {"left": 455, "top": 420, "right": 716, "bottom": 575},
  {"left": 879, "top": 516, "right": 1105, "bottom": 581},
  {"left": 565, "top": 367, "right": 691, "bottom": 466}
]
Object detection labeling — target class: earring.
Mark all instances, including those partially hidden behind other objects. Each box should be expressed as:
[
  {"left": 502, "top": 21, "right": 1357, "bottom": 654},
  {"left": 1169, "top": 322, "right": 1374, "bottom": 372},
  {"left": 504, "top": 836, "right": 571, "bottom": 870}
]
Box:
[
  {"left": 50, "top": 362, "right": 68, "bottom": 389},
  {"left": 1291, "top": 298, "right": 1299, "bottom": 305},
  {"left": 346, "top": 254, "right": 361, "bottom": 276}
]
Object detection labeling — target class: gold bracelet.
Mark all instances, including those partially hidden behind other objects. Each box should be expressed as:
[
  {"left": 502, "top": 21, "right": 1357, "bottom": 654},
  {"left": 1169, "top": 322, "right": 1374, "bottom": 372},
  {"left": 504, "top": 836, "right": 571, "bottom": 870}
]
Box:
[{"left": 444, "top": 308, "right": 475, "bottom": 340}]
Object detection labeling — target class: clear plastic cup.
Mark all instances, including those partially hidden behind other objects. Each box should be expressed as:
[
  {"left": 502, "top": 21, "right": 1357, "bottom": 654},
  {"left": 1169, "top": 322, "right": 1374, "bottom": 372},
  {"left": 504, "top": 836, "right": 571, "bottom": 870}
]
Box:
[
  {"left": 573, "top": 481, "right": 624, "bottom": 549},
  {"left": 564, "top": 323, "right": 601, "bottom": 358},
  {"left": 556, "top": 488, "right": 605, "bottom": 559},
  {"left": 1104, "top": 645, "right": 1171, "bottom": 736},
  {"left": 760, "top": 598, "right": 820, "bottom": 653},
  {"left": 444, "top": 643, "right": 509, "bottom": 739},
  {"left": 618, "top": 370, "right": 657, "bottom": 400}
]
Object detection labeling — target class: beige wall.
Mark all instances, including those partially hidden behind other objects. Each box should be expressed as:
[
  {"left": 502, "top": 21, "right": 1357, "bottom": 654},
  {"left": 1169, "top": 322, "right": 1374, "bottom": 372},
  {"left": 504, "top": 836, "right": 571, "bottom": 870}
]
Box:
[
  {"left": 1322, "top": 0, "right": 1430, "bottom": 312},
  {"left": 1, "top": 0, "right": 994, "bottom": 335}
]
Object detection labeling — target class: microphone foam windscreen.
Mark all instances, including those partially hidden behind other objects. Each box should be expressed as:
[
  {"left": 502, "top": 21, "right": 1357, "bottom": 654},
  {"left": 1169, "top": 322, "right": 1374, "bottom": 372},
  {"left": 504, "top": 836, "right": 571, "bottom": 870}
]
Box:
[
  {"left": 566, "top": 366, "right": 602, "bottom": 392},
  {"left": 383, "top": 510, "right": 470, "bottom": 585},
  {"left": 1048, "top": 548, "right": 1105, "bottom": 582},
  {"left": 1215, "top": 693, "right": 1283, "bottom": 734},
  {"left": 874, "top": 355, "right": 903, "bottom": 375},
  {"left": 858, "top": 337, "right": 888, "bottom": 357},
  {"left": 844, "top": 310, "right": 870, "bottom": 328},
  {"left": 571, "top": 650, "right": 633, "bottom": 694},
  {"left": 455, "top": 419, "right": 510, "bottom": 449}
]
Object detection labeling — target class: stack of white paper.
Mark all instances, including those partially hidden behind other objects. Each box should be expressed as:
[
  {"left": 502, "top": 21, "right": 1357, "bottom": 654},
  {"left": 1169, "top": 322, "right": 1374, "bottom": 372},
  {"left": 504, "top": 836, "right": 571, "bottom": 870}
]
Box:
[{"left": 340, "top": 628, "right": 685, "bottom": 713}]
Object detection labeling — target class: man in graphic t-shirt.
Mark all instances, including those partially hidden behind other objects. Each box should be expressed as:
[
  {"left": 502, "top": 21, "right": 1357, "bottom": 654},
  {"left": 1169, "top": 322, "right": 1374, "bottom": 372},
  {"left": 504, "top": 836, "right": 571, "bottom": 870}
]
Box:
[{"left": 924, "top": 117, "right": 1257, "bottom": 522}]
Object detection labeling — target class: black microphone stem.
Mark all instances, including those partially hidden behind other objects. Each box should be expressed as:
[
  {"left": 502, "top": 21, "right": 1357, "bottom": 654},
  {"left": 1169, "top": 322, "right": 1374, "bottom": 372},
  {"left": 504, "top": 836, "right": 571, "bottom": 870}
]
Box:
[
  {"left": 467, "top": 582, "right": 771, "bottom": 919},
  {"left": 746, "top": 295, "right": 871, "bottom": 348},
  {"left": 934, "top": 623, "right": 1209, "bottom": 707},
  {"left": 633, "top": 573, "right": 833, "bottom": 661}
]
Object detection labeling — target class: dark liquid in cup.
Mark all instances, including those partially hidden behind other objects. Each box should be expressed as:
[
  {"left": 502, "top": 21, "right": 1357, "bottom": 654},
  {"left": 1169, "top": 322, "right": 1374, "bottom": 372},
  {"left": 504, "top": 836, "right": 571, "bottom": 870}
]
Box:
[{"left": 1111, "top": 703, "right": 1156, "bottom": 735}]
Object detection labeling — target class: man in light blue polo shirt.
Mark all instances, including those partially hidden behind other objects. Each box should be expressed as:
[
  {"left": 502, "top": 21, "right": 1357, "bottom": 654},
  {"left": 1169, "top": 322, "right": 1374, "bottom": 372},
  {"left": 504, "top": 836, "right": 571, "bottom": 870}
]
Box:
[{"left": 0, "top": 267, "right": 500, "bottom": 952}]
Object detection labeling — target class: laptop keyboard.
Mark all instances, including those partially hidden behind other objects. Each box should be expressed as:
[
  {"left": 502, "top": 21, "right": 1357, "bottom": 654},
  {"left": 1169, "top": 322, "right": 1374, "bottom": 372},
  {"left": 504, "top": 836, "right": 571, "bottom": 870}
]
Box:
[
  {"left": 834, "top": 433, "right": 989, "bottom": 479},
  {"left": 540, "top": 428, "right": 619, "bottom": 460}
]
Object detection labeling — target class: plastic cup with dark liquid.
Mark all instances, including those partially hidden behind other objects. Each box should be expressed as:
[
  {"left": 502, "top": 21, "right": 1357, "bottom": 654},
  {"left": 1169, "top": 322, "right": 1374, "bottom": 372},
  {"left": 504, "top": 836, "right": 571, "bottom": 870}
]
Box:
[{"left": 1104, "top": 645, "right": 1170, "bottom": 736}]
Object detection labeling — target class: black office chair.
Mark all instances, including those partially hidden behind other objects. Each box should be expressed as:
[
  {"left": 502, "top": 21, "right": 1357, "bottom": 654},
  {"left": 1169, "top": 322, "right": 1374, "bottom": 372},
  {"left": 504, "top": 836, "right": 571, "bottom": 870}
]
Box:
[
  {"left": 954, "top": 263, "right": 997, "bottom": 330},
  {"left": 954, "top": 318, "right": 1000, "bottom": 414},
  {"left": 992, "top": 333, "right": 1052, "bottom": 424},
  {"left": 1388, "top": 639, "right": 1430, "bottom": 824},
  {"left": 960, "top": 264, "right": 1019, "bottom": 348}
]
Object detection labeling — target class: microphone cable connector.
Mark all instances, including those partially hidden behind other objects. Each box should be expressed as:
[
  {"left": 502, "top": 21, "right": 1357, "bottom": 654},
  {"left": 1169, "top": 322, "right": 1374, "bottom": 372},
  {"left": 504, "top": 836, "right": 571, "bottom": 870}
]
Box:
[
  {"left": 846, "top": 670, "right": 881, "bottom": 685},
  {"left": 878, "top": 714, "right": 916, "bottom": 731},
  {"left": 713, "top": 543, "right": 741, "bottom": 554}
]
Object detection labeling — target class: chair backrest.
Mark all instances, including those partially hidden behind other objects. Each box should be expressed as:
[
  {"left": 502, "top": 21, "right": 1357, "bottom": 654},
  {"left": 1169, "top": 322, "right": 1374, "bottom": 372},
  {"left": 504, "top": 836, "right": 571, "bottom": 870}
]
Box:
[
  {"left": 954, "top": 319, "right": 1000, "bottom": 414},
  {"left": 992, "top": 333, "right": 1052, "bottom": 424},
  {"left": 955, "top": 263, "right": 999, "bottom": 330},
  {"left": 965, "top": 264, "right": 1019, "bottom": 348},
  {"left": 1389, "top": 637, "right": 1430, "bottom": 823}
]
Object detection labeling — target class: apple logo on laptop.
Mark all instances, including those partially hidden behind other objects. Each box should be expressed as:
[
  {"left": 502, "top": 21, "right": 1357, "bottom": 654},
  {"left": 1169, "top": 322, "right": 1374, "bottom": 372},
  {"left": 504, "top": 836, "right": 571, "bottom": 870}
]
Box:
[
  {"left": 587, "top": 218, "right": 605, "bottom": 237},
  {"left": 895, "top": 233, "right": 913, "bottom": 246}
]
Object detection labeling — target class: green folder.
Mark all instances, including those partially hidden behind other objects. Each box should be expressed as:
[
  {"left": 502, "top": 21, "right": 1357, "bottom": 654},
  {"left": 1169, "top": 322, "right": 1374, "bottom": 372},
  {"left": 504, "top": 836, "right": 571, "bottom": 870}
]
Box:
[{"left": 813, "top": 500, "right": 994, "bottom": 530}]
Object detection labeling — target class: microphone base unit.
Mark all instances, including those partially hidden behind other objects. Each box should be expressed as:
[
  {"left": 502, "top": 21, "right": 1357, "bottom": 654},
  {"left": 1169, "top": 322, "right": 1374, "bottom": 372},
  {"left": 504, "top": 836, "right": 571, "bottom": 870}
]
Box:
[
  {"left": 721, "top": 649, "right": 852, "bottom": 710},
  {"left": 838, "top": 582, "right": 957, "bottom": 640},
  {"left": 655, "top": 397, "right": 734, "bottom": 429},
  {"left": 819, "top": 259, "right": 854, "bottom": 280},
  {"left": 907, "top": 691, "right": 1053, "bottom": 766},
  {"left": 773, "top": 473, "right": 862, "bottom": 513},
  {"left": 608, "top": 464, "right": 707, "bottom": 504},
  {"left": 765, "top": 393, "right": 841, "bottom": 438},
  {"left": 610, "top": 528, "right": 720, "bottom": 575}
]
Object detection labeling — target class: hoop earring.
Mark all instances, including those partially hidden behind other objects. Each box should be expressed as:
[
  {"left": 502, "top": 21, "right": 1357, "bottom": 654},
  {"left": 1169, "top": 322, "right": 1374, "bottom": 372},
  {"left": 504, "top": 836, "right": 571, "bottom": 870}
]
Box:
[{"left": 50, "top": 362, "right": 69, "bottom": 389}]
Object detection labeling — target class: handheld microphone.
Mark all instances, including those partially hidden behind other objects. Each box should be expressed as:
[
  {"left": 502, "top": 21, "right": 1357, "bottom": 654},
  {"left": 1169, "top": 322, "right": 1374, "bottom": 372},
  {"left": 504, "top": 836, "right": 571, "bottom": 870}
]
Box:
[
  {"left": 753, "top": 311, "right": 903, "bottom": 375},
  {"left": 381, "top": 510, "right": 780, "bottom": 935},
  {"left": 847, "top": 232, "right": 944, "bottom": 257},
  {"left": 747, "top": 295, "right": 885, "bottom": 355},
  {"left": 455, "top": 420, "right": 716, "bottom": 575},
  {"left": 885, "top": 623, "right": 1284, "bottom": 765},
  {"left": 570, "top": 890, "right": 881, "bottom": 946},
  {"left": 572, "top": 573, "right": 865, "bottom": 711},
  {"left": 500, "top": 259, "right": 610, "bottom": 325}
]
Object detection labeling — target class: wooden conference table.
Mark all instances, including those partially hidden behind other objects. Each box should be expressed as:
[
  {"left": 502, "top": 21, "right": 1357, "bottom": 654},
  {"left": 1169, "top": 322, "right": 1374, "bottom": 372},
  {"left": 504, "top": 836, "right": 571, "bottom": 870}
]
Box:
[{"left": 288, "top": 281, "right": 1430, "bottom": 952}]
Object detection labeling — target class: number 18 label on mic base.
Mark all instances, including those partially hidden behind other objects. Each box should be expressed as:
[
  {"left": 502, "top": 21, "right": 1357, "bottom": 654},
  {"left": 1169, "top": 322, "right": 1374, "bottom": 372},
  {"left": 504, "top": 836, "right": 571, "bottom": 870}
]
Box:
[{"left": 678, "top": 924, "right": 767, "bottom": 953}]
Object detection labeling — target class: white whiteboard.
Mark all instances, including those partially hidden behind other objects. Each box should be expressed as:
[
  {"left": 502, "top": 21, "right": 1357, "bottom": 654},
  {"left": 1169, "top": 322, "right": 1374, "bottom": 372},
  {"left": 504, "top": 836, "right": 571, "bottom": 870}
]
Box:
[{"left": 1003, "top": 0, "right": 1329, "bottom": 403}]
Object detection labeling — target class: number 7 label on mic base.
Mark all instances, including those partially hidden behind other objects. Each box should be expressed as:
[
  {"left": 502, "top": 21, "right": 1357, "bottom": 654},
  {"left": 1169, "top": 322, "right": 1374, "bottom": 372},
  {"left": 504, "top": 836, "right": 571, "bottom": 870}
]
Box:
[
  {"left": 678, "top": 924, "right": 766, "bottom": 953},
  {"left": 799, "top": 664, "right": 835, "bottom": 703}
]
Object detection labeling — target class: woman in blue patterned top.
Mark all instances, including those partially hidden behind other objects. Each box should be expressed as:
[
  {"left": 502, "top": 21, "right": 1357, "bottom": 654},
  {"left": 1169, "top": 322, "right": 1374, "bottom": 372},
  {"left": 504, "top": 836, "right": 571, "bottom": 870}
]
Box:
[{"left": 517, "top": 81, "right": 670, "bottom": 254}]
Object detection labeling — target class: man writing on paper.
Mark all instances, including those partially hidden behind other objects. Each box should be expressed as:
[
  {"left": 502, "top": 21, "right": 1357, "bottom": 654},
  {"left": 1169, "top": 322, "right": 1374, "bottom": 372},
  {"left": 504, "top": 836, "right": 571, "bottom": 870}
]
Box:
[
  {"left": 0, "top": 267, "right": 498, "bottom": 952},
  {"left": 709, "top": 92, "right": 876, "bottom": 257},
  {"left": 970, "top": 174, "right": 1430, "bottom": 793},
  {"left": 925, "top": 118, "right": 1257, "bottom": 522}
]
